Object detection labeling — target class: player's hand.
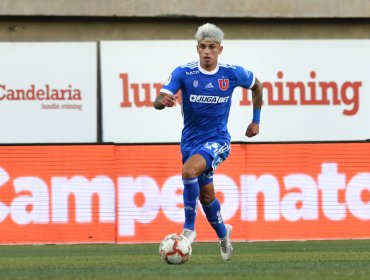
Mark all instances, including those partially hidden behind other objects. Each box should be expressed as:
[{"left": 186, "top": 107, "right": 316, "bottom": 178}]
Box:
[
  {"left": 154, "top": 93, "right": 177, "bottom": 109},
  {"left": 161, "top": 94, "right": 177, "bottom": 107},
  {"left": 245, "top": 122, "right": 259, "bottom": 138}
]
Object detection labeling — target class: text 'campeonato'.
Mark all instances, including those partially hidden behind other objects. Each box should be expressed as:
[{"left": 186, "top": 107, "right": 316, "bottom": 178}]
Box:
[{"left": 0, "top": 163, "right": 369, "bottom": 237}]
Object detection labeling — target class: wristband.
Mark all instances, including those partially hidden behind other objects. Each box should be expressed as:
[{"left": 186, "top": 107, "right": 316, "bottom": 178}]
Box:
[{"left": 252, "top": 108, "right": 261, "bottom": 124}]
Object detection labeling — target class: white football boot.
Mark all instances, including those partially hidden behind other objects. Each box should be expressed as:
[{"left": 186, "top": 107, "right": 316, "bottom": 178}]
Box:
[
  {"left": 181, "top": 228, "right": 196, "bottom": 244},
  {"left": 219, "top": 224, "right": 233, "bottom": 261}
]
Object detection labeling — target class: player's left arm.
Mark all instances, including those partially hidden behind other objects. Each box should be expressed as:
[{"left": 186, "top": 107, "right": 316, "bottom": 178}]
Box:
[{"left": 245, "top": 78, "right": 263, "bottom": 138}]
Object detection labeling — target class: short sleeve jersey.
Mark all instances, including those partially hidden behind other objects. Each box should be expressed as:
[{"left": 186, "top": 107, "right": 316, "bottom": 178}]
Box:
[{"left": 161, "top": 61, "right": 255, "bottom": 153}]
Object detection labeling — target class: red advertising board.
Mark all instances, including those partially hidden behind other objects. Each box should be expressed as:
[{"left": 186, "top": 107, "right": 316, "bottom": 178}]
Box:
[{"left": 0, "top": 143, "right": 369, "bottom": 244}]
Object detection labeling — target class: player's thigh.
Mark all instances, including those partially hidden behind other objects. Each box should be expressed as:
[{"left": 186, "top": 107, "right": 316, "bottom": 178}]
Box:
[{"left": 182, "top": 154, "right": 207, "bottom": 178}]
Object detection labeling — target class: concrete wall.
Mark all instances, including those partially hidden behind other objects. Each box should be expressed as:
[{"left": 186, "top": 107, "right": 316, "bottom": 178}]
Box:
[
  {"left": 1, "top": 18, "right": 370, "bottom": 42},
  {"left": 0, "top": 1, "right": 369, "bottom": 42},
  {"left": 1, "top": 0, "right": 370, "bottom": 18}
]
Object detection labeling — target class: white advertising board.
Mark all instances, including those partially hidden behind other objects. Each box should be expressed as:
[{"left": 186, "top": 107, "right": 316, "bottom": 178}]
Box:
[
  {"left": 101, "top": 40, "right": 370, "bottom": 142},
  {"left": 0, "top": 43, "right": 97, "bottom": 143}
]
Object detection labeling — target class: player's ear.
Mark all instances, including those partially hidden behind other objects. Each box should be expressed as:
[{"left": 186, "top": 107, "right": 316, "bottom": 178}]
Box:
[
  {"left": 219, "top": 45, "right": 223, "bottom": 54},
  {"left": 196, "top": 44, "right": 200, "bottom": 53}
]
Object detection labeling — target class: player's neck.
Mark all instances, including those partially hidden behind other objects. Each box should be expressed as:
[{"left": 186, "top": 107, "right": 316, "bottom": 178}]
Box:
[{"left": 198, "top": 61, "right": 219, "bottom": 75}]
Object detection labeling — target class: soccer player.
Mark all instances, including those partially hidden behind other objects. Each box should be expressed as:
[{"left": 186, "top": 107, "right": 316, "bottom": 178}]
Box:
[{"left": 153, "top": 23, "right": 263, "bottom": 261}]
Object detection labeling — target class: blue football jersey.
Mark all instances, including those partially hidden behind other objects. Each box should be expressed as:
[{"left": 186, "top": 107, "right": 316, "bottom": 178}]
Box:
[{"left": 161, "top": 61, "right": 255, "bottom": 153}]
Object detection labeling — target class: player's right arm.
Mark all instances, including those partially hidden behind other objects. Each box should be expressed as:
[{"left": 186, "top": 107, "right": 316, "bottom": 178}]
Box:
[
  {"left": 153, "top": 66, "right": 182, "bottom": 110},
  {"left": 154, "top": 93, "right": 177, "bottom": 110}
]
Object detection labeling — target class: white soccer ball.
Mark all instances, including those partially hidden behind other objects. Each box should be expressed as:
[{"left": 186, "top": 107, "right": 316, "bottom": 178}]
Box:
[{"left": 159, "top": 233, "right": 192, "bottom": 264}]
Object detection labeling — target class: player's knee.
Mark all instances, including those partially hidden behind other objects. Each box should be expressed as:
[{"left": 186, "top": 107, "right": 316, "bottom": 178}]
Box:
[{"left": 182, "top": 165, "right": 200, "bottom": 179}]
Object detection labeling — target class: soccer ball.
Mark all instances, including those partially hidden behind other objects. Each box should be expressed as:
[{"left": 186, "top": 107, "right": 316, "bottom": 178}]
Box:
[{"left": 159, "top": 233, "right": 192, "bottom": 264}]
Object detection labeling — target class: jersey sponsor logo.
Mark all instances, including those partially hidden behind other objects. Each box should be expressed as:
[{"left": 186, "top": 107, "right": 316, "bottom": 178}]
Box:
[
  {"left": 185, "top": 70, "right": 200, "bottom": 75},
  {"left": 218, "top": 79, "right": 229, "bottom": 91},
  {"left": 190, "top": 94, "right": 229, "bottom": 104}
]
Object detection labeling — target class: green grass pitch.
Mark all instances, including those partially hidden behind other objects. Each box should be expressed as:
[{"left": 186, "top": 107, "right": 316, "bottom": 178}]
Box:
[{"left": 0, "top": 240, "right": 369, "bottom": 280}]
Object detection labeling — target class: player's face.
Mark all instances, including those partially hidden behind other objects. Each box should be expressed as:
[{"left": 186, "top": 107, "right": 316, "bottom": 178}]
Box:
[{"left": 197, "top": 40, "right": 223, "bottom": 71}]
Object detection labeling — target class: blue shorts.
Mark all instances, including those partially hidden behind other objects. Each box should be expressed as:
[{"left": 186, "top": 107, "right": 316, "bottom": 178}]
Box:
[{"left": 182, "top": 141, "right": 231, "bottom": 187}]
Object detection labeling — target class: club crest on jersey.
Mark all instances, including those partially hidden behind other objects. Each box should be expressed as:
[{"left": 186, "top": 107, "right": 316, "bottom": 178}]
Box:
[
  {"left": 193, "top": 80, "right": 199, "bottom": 88},
  {"left": 218, "top": 79, "right": 229, "bottom": 91}
]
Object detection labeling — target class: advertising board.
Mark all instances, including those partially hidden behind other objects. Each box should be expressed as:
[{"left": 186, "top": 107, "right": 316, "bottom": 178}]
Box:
[
  {"left": 0, "top": 43, "right": 97, "bottom": 143},
  {"left": 0, "top": 143, "right": 369, "bottom": 244},
  {"left": 101, "top": 40, "right": 370, "bottom": 143}
]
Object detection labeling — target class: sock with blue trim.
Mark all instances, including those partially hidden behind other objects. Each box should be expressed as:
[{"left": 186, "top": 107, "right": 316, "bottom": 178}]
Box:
[
  {"left": 202, "top": 198, "right": 226, "bottom": 238},
  {"left": 182, "top": 177, "right": 199, "bottom": 230}
]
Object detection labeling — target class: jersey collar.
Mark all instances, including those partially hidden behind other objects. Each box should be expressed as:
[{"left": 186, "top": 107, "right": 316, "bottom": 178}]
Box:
[{"left": 198, "top": 61, "right": 219, "bottom": 75}]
